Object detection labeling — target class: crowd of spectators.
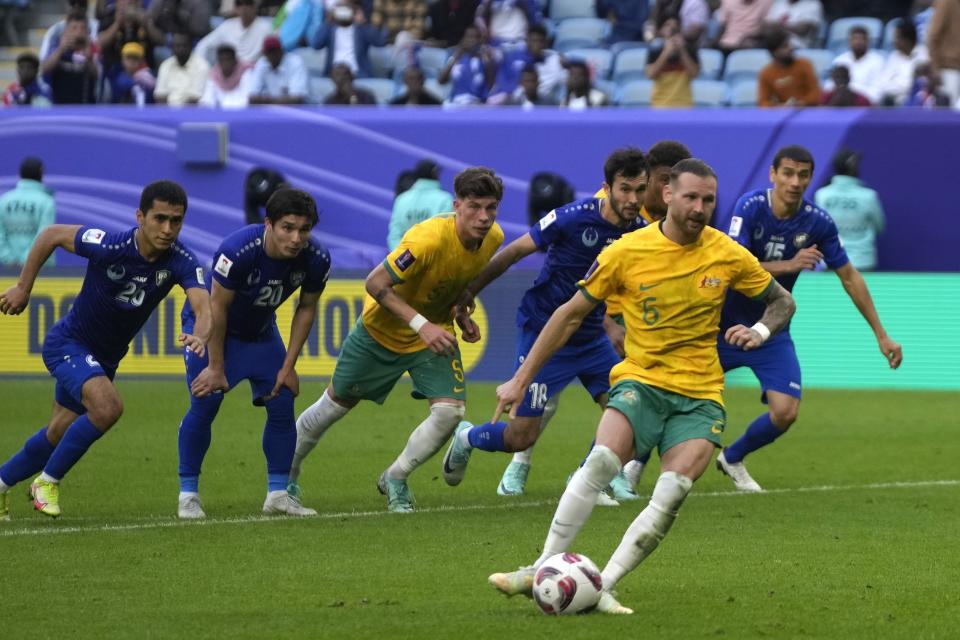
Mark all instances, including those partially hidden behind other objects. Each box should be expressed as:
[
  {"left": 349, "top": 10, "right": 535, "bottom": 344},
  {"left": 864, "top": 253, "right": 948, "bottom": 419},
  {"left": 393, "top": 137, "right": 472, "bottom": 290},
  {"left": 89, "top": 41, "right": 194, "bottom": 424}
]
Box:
[{"left": 2, "top": 0, "right": 959, "bottom": 109}]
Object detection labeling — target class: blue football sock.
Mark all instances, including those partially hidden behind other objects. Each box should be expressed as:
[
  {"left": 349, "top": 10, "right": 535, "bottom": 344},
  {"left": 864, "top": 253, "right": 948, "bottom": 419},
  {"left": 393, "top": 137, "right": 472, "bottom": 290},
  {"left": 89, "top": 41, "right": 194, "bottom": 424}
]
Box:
[
  {"left": 724, "top": 413, "right": 784, "bottom": 464},
  {"left": 178, "top": 394, "right": 222, "bottom": 492},
  {"left": 263, "top": 389, "right": 296, "bottom": 491},
  {"left": 43, "top": 416, "right": 103, "bottom": 481},
  {"left": 467, "top": 421, "right": 508, "bottom": 452},
  {"left": 0, "top": 427, "right": 56, "bottom": 487}
]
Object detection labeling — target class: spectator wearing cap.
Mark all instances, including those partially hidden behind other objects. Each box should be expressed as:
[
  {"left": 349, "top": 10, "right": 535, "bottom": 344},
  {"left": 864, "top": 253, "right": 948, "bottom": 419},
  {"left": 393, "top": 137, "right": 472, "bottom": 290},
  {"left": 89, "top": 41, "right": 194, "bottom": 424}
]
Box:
[
  {"left": 0, "top": 157, "right": 56, "bottom": 268},
  {"left": 757, "top": 26, "right": 820, "bottom": 106},
  {"left": 249, "top": 34, "right": 308, "bottom": 103},
  {"left": 814, "top": 149, "right": 885, "bottom": 271},
  {"left": 323, "top": 62, "right": 377, "bottom": 104},
  {"left": 108, "top": 41, "right": 156, "bottom": 104},
  {"left": 389, "top": 66, "right": 443, "bottom": 105},
  {"left": 312, "top": 0, "right": 387, "bottom": 78},
  {"left": 195, "top": 0, "right": 274, "bottom": 65},
  {"left": 155, "top": 31, "right": 211, "bottom": 105},
  {"left": 200, "top": 44, "right": 253, "bottom": 107},
  {"left": 387, "top": 159, "right": 454, "bottom": 249},
  {"left": 2, "top": 52, "right": 53, "bottom": 106}
]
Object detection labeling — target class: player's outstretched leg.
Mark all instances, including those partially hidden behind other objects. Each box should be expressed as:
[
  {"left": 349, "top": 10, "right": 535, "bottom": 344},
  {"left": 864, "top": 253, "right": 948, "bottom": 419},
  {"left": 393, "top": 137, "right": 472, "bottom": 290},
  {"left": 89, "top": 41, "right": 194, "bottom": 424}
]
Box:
[
  {"left": 0, "top": 490, "right": 9, "bottom": 521},
  {"left": 0, "top": 427, "right": 58, "bottom": 501},
  {"left": 383, "top": 402, "right": 463, "bottom": 511},
  {"left": 496, "top": 395, "right": 557, "bottom": 496},
  {"left": 488, "top": 565, "right": 536, "bottom": 598},
  {"left": 716, "top": 450, "right": 762, "bottom": 492},
  {"left": 441, "top": 420, "right": 476, "bottom": 486},
  {"left": 609, "top": 452, "right": 651, "bottom": 501},
  {"left": 177, "top": 393, "right": 222, "bottom": 519},
  {"left": 289, "top": 389, "right": 351, "bottom": 497}
]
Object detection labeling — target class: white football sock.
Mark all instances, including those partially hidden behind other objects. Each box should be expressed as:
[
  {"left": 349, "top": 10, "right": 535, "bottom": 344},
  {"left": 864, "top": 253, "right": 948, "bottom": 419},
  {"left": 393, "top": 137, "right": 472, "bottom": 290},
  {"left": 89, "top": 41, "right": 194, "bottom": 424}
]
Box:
[
  {"left": 38, "top": 472, "right": 58, "bottom": 484},
  {"left": 387, "top": 403, "right": 464, "bottom": 480},
  {"left": 511, "top": 394, "right": 558, "bottom": 465},
  {"left": 600, "top": 471, "right": 693, "bottom": 589},
  {"left": 178, "top": 491, "right": 199, "bottom": 501},
  {"left": 623, "top": 459, "right": 645, "bottom": 487},
  {"left": 534, "top": 445, "right": 620, "bottom": 567},
  {"left": 0, "top": 479, "right": 10, "bottom": 493},
  {"left": 290, "top": 391, "right": 350, "bottom": 483}
]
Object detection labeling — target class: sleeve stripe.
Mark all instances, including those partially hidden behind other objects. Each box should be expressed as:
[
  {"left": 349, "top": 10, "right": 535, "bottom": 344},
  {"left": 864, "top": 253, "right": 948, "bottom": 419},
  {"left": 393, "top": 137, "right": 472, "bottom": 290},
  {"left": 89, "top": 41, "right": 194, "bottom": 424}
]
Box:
[
  {"left": 751, "top": 277, "right": 775, "bottom": 301},
  {"left": 577, "top": 284, "right": 602, "bottom": 305},
  {"left": 383, "top": 259, "right": 405, "bottom": 284}
]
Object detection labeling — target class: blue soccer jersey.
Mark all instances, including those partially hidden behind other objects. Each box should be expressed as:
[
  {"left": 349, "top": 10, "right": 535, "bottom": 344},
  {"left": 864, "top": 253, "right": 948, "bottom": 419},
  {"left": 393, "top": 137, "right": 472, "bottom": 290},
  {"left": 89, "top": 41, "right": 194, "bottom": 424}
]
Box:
[
  {"left": 517, "top": 197, "right": 642, "bottom": 346},
  {"left": 183, "top": 224, "right": 331, "bottom": 340},
  {"left": 717, "top": 189, "right": 850, "bottom": 334},
  {"left": 52, "top": 226, "right": 205, "bottom": 367}
]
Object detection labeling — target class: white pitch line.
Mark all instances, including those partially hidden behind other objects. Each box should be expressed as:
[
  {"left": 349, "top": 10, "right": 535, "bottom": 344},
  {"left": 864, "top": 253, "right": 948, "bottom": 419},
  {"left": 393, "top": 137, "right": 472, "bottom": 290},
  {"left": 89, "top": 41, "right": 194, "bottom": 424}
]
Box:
[{"left": 2, "top": 479, "right": 958, "bottom": 539}]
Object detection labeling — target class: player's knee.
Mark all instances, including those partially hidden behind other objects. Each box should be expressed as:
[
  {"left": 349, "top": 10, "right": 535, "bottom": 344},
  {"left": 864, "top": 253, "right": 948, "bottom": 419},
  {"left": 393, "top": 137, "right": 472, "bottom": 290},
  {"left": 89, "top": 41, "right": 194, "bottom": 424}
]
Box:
[
  {"left": 505, "top": 421, "right": 539, "bottom": 450},
  {"left": 651, "top": 471, "right": 693, "bottom": 515},
  {"left": 770, "top": 404, "right": 799, "bottom": 429},
  {"left": 430, "top": 402, "right": 464, "bottom": 433},
  {"left": 582, "top": 445, "right": 621, "bottom": 489},
  {"left": 89, "top": 396, "right": 123, "bottom": 428}
]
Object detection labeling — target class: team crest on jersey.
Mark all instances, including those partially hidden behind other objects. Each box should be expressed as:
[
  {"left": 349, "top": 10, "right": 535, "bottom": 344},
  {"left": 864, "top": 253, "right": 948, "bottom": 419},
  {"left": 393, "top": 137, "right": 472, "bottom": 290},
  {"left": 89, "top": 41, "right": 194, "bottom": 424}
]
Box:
[
  {"left": 394, "top": 249, "right": 416, "bottom": 272},
  {"left": 581, "top": 228, "right": 599, "bottom": 247},
  {"left": 539, "top": 210, "right": 557, "bottom": 230},
  {"left": 215, "top": 254, "right": 233, "bottom": 277},
  {"left": 246, "top": 268, "right": 261, "bottom": 286},
  {"left": 85, "top": 354, "right": 100, "bottom": 368},
  {"left": 81, "top": 228, "right": 105, "bottom": 245},
  {"left": 699, "top": 276, "right": 722, "bottom": 288},
  {"left": 107, "top": 264, "right": 125, "bottom": 281},
  {"left": 290, "top": 270, "right": 305, "bottom": 288},
  {"left": 753, "top": 224, "right": 765, "bottom": 240},
  {"left": 156, "top": 270, "right": 171, "bottom": 286},
  {"left": 793, "top": 232, "right": 809, "bottom": 248},
  {"left": 728, "top": 216, "right": 743, "bottom": 238}
]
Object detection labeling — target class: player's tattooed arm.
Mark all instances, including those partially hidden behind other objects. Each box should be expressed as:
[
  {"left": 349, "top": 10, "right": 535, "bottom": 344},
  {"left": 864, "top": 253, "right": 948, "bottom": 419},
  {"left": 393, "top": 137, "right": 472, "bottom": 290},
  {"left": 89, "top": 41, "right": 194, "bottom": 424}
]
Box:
[{"left": 757, "top": 280, "right": 796, "bottom": 336}]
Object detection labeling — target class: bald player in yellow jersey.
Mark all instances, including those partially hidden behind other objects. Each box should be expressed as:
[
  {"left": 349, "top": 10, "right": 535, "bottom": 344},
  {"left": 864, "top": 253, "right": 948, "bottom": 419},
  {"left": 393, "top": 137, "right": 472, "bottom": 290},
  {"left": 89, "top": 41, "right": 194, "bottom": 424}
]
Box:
[
  {"left": 488, "top": 159, "right": 796, "bottom": 614},
  {"left": 290, "top": 167, "right": 505, "bottom": 513}
]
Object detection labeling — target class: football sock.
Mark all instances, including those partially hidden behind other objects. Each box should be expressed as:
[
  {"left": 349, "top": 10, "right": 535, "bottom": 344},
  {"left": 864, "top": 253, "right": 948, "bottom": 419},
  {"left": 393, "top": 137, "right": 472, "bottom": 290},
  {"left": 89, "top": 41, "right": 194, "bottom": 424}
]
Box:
[
  {"left": 387, "top": 403, "right": 463, "bottom": 481},
  {"left": 0, "top": 427, "right": 56, "bottom": 488},
  {"left": 43, "top": 415, "right": 103, "bottom": 481},
  {"left": 601, "top": 471, "right": 693, "bottom": 589},
  {"left": 177, "top": 394, "right": 223, "bottom": 492},
  {"left": 535, "top": 446, "right": 620, "bottom": 567},
  {"left": 290, "top": 390, "right": 350, "bottom": 483},
  {"left": 724, "top": 412, "right": 783, "bottom": 464},
  {"left": 623, "top": 459, "right": 646, "bottom": 487},
  {"left": 511, "top": 395, "right": 556, "bottom": 464},
  {"left": 263, "top": 388, "right": 296, "bottom": 492},
  {"left": 465, "top": 421, "right": 508, "bottom": 452}
]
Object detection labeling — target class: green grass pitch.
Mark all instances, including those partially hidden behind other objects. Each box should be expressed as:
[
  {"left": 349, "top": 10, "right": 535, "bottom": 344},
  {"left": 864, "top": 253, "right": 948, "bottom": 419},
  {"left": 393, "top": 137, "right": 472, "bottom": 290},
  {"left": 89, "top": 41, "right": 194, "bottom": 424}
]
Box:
[{"left": 2, "top": 379, "right": 959, "bottom": 639}]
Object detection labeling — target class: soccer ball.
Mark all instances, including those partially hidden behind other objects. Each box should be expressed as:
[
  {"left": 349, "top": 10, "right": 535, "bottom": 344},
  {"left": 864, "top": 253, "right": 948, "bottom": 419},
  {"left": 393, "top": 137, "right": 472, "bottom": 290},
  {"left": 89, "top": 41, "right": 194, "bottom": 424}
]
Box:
[{"left": 532, "top": 552, "right": 603, "bottom": 615}]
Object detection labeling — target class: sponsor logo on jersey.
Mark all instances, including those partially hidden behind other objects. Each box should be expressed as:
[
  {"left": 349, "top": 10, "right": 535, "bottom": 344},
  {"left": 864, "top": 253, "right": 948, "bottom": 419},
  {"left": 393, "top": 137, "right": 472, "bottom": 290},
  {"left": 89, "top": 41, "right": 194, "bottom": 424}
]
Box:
[
  {"left": 81, "top": 228, "right": 105, "bottom": 245},
  {"left": 106, "top": 264, "right": 125, "bottom": 281},
  {"left": 394, "top": 249, "right": 416, "bottom": 272},
  {"left": 246, "top": 268, "right": 261, "bottom": 286},
  {"left": 699, "top": 276, "right": 722, "bottom": 288},
  {"left": 85, "top": 354, "right": 100, "bottom": 368},
  {"left": 156, "top": 270, "right": 171, "bottom": 286},
  {"left": 753, "top": 224, "right": 765, "bottom": 240},
  {"left": 215, "top": 254, "right": 233, "bottom": 277},
  {"left": 728, "top": 216, "right": 743, "bottom": 238},
  {"left": 290, "top": 270, "right": 305, "bottom": 288},
  {"left": 539, "top": 210, "right": 557, "bottom": 230},
  {"left": 710, "top": 419, "right": 724, "bottom": 435},
  {"left": 195, "top": 267, "right": 204, "bottom": 284},
  {"left": 793, "top": 232, "right": 809, "bottom": 248},
  {"left": 581, "top": 227, "right": 599, "bottom": 247}
]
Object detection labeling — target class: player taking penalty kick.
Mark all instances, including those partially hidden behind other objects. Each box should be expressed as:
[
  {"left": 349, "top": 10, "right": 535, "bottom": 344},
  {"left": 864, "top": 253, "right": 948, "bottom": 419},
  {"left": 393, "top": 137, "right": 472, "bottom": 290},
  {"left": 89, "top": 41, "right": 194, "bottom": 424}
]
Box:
[{"left": 487, "top": 160, "right": 796, "bottom": 614}]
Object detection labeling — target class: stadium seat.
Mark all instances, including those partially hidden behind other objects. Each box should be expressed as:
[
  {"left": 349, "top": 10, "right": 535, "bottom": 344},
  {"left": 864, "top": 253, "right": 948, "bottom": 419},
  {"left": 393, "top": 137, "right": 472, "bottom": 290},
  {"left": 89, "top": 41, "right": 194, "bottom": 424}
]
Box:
[
  {"left": 554, "top": 18, "right": 608, "bottom": 52},
  {"left": 416, "top": 47, "right": 451, "bottom": 78},
  {"left": 368, "top": 45, "right": 396, "bottom": 78},
  {"left": 550, "top": 0, "right": 596, "bottom": 21},
  {"left": 691, "top": 79, "right": 727, "bottom": 107},
  {"left": 729, "top": 78, "right": 758, "bottom": 106},
  {"left": 697, "top": 48, "right": 723, "bottom": 80},
  {"left": 826, "top": 17, "right": 883, "bottom": 51},
  {"left": 611, "top": 48, "right": 649, "bottom": 83},
  {"left": 796, "top": 48, "right": 835, "bottom": 80},
  {"left": 566, "top": 48, "right": 614, "bottom": 80},
  {"left": 722, "top": 48, "right": 771, "bottom": 83},
  {"left": 424, "top": 78, "right": 451, "bottom": 102},
  {"left": 883, "top": 17, "right": 902, "bottom": 50},
  {"left": 354, "top": 78, "right": 397, "bottom": 104},
  {"left": 309, "top": 76, "right": 335, "bottom": 103},
  {"left": 594, "top": 79, "right": 617, "bottom": 103},
  {"left": 616, "top": 79, "right": 653, "bottom": 106},
  {"left": 610, "top": 40, "right": 646, "bottom": 58},
  {"left": 296, "top": 47, "right": 327, "bottom": 77}
]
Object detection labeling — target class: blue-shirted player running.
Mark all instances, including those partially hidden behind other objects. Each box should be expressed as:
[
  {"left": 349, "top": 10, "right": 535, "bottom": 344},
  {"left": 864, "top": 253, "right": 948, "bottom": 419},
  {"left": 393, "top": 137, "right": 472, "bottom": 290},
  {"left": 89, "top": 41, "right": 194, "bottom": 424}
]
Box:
[
  {"left": 0, "top": 180, "right": 209, "bottom": 519},
  {"left": 181, "top": 189, "right": 331, "bottom": 519},
  {"left": 441, "top": 148, "right": 649, "bottom": 494},
  {"left": 714, "top": 145, "right": 903, "bottom": 491}
]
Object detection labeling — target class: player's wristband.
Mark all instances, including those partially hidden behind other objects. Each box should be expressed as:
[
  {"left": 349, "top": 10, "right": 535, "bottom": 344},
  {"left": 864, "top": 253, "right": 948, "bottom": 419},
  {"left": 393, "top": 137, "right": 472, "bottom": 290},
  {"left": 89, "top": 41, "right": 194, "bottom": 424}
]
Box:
[
  {"left": 408, "top": 314, "right": 428, "bottom": 333},
  {"left": 750, "top": 322, "right": 771, "bottom": 343}
]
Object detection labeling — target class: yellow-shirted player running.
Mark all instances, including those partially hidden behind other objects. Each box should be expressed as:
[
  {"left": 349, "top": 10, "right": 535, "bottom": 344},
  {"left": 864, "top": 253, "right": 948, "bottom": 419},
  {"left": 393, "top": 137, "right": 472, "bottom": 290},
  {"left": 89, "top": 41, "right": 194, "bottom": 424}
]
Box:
[
  {"left": 289, "top": 167, "right": 505, "bottom": 513},
  {"left": 488, "top": 159, "right": 796, "bottom": 614}
]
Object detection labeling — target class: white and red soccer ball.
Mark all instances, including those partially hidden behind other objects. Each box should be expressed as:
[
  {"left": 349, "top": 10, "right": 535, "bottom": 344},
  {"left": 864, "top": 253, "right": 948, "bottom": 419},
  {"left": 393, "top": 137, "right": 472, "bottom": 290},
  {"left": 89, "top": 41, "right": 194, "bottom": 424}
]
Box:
[{"left": 532, "top": 552, "right": 603, "bottom": 615}]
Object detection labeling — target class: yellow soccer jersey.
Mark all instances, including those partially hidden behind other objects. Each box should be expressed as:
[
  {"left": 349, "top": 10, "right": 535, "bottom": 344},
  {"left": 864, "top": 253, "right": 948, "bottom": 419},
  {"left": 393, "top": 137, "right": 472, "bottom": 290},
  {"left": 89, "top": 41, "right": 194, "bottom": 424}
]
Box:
[
  {"left": 578, "top": 222, "right": 773, "bottom": 404},
  {"left": 362, "top": 214, "right": 504, "bottom": 353},
  {"left": 593, "top": 187, "right": 656, "bottom": 317}
]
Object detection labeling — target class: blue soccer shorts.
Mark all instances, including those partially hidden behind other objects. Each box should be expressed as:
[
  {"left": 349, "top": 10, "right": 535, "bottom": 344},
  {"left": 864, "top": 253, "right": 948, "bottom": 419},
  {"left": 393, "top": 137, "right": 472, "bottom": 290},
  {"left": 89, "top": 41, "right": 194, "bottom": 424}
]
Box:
[
  {"left": 42, "top": 328, "right": 118, "bottom": 415},
  {"left": 718, "top": 332, "right": 802, "bottom": 403},
  {"left": 514, "top": 327, "right": 621, "bottom": 418},
  {"left": 184, "top": 324, "right": 287, "bottom": 405}
]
